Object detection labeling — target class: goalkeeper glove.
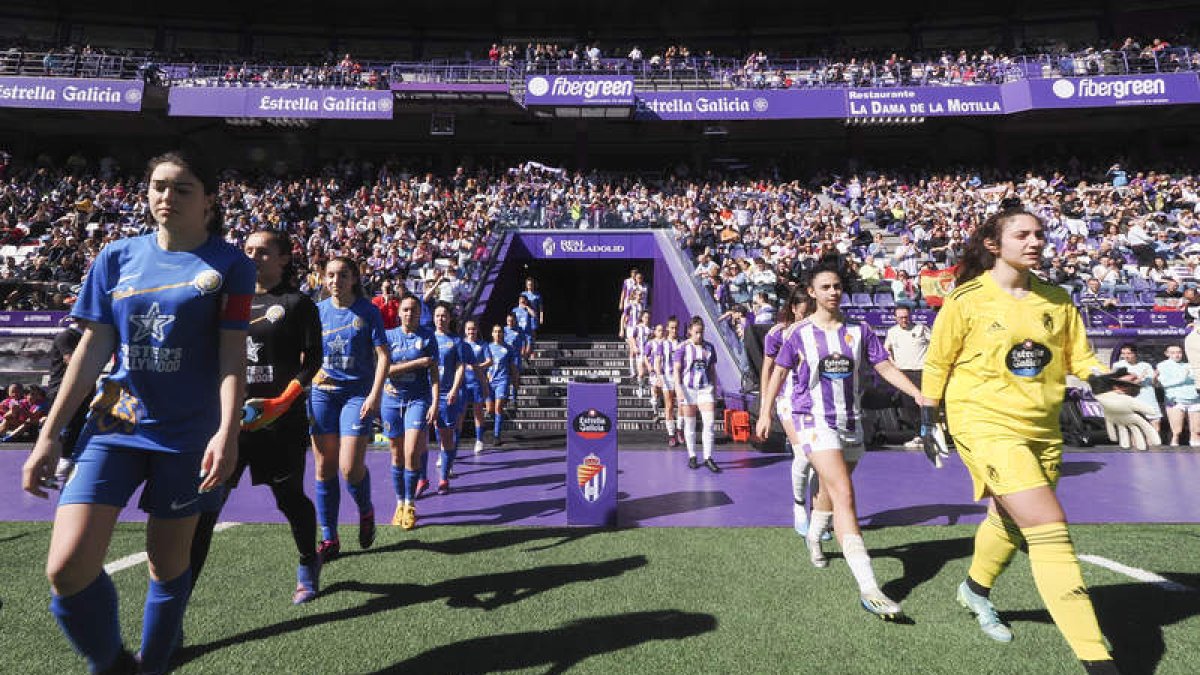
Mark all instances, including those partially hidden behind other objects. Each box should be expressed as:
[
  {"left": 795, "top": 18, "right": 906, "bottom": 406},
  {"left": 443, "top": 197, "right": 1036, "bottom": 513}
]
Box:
[
  {"left": 242, "top": 380, "right": 305, "bottom": 432},
  {"left": 919, "top": 405, "right": 950, "bottom": 469},
  {"left": 1088, "top": 369, "right": 1160, "bottom": 450}
]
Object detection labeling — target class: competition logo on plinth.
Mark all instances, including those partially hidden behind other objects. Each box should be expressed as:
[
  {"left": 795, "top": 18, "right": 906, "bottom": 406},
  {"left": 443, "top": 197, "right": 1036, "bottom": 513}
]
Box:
[
  {"left": 576, "top": 453, "right": 607, "bottom": 503},
  {"left": 572, "top": 408, "right": 612, "bottom": 440}
]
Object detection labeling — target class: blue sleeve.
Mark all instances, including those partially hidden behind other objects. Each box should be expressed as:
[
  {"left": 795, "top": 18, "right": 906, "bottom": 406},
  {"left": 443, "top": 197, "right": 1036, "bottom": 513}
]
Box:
[
  {"left": 72, "top": 245, "right": 116, "bottom": 325},
  {"left": 369, "top": 305, "right": 388, "bottom": 347},
  {"left": 423, "top": 333, "right": 438, "bottom": 360},
  {"left": 460, "top": 341, "right": 476, "bottom": 366}
]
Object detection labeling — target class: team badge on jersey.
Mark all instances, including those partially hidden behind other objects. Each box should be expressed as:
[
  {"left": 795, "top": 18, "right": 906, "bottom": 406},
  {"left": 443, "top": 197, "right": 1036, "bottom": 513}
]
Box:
[
  {"left": 352, "top": 316, "right": 364, "bottom": 330},
  {"left": 192, "top": 269, "right": 223, "bottom": 295},
  {"left": 818, "top": 354, "right": 854, "bottom": 380},
  {"left": 576, "top": 453, "right": 607, "bottom": 503},
  {"left": 265, "top": 305, "right": 286, "bottom": 323},
  {"left": 1006, "top": 339, "right": 1052, "bottom": 377},
  {"left": 1042, "top": 312, "right": 1054, "bottom": 334}
]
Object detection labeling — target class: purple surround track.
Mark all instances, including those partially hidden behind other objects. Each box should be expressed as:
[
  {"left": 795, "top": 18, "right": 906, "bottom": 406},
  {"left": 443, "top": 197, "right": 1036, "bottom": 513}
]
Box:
[{"left": 3, "top": 448, "right": 1198, "bottom": 527}]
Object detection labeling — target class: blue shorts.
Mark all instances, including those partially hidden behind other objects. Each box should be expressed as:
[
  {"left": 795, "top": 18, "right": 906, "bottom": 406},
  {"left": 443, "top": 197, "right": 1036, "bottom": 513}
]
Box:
[
  {"left": 461, "top": 382, "right": 485, "bottom": 405},
  {"left": 381, "top": 397, "right": 431, "bottom": 439},
  {"left": 59, "top": 443, "right": 204, "bottom": 519},
  {"left": 489, "top": 379, "right": 510, "bottom": 401},
  {"left": 437, "top": 395, "right": 464, "bottom": 428},
  {"left": 309, "top": 386, "right": 374, "bottom": 437}
]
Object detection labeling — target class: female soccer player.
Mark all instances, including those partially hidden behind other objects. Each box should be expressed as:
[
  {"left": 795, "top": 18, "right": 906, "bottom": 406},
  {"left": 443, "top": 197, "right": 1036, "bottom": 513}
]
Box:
[
  {"left": 433, "top": 302, "right": 474, "bottom": 493},
  {"left": 486, "top": 323, "right": 519, "bottom": 447},
  {"left": 190, "top": 229, "right": 323, "bottom": 605},
  {"left": 310, "top": 257, "right": 389, "bottom": 561},
  {"left": 619, "top": 288, "right": 644, "bottom": 350},
  {"left": 672, "top": 316, "right": 721, "bottom": 473},
  {"left": 520, "top": 276, "right": 544, "bottom": 333},
  {"left": 661, "top": 315, "right": 683, "bottom": 446},
  {"left": 760, "top": 287, "right": 816, "bottom": 536},
  {"left": 1157, "top": 344, "right": 1200, "bottom": 446},
  {"left": 755, "top": 265, "right": 925, "bottom": 620},
  {"left": 459, "top": 320, "right": 491, "bottom": 454},
  {"left": 382, "top": 294, "right": 438, "bottom": 530},
  {"left": 644, "top": 324, "right": 666, "bottom": 419},
  {"left": 22, "top": 150, "right": 254, "bottom": 673},
  {"left": 630, "top": 309, "right": 652, "bottom": 396},
  {"left": 922, "top": 208, "right": 1157, "bottom": 672}
]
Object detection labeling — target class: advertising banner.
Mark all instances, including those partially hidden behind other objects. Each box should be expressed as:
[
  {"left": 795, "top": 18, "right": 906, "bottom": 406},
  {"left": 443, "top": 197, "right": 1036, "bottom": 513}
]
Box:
[
  {"left": 524, "top": 75, "right": 635, "bottom": 106},
  {"left": 168, "top": 87, "right": 394, "bottom": 118},
  {"left": 845, "top": 86, "right": 1004, "bottom": 118},
  {"left": 1027, "top": 72, "right": 1200, "bottom": 109},
  {"left": 636, "top": 89, "right": 845, "bottom": 120},
  {"left": 514, "top": 231, "right": 662, "bottom": 260},
  {"left": 0, "top": 77, "right": 143, "bottom": 111},
  {"left": 566, "top": 382, "right": 618, "bottom": 526},
  {"left": 0, "top": 311, "right": 70, "bottom": 327}
]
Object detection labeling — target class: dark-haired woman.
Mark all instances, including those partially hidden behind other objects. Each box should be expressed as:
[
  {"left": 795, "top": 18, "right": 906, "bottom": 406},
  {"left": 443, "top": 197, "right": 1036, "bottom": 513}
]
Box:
[
  {"left": 756, "top": 266, "right": 924, "bottom": 621},
  {"left": 189, "top": 229, "right": 323, "bottom": 604},
  {"left": 23, "top": 150, "right": 254, "bottom": 672},
  {"left": 923, "top": 208, "right": 1156, "bottom": 673},
  {"left": 309, "top": 257, "right": 389, "bottom": 562},
  {"left": 382, "top": 294, "right": 437, "bottom": 531}
]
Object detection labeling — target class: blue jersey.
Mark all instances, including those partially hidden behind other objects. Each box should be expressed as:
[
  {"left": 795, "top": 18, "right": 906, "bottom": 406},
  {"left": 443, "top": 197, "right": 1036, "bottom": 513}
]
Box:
[
  {"left": 384, "top": 326, "right": 437, "bottom": 401},
  {"left": 435, "top": 331, "right": 474, "bottom": 394},
  {"left": 316, "top": 296, "right": 388, "bottom": 389},
  {"left": 72, "top": 233, "right": 254, "bottom": 454},
  {"left": 512, "top": 305, "right": 538, "bottom": 333},
  {"left": 503, "top": 326, "right": 528, "bottom": 360},
  {"left": 520, "top": 290, "right": 542, "bottom": 315},
  {"left": 463, "top": 339, "right": 487, "bottom": 385},
  {"left": 487, "top": 342, "right": 517, "bottom": 383}
]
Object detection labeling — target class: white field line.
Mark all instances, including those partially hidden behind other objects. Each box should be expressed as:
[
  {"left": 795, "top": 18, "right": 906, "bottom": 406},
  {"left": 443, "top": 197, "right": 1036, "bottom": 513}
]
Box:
[
  {"left": 1080, "top": 554, "right": 1196, "bottom": 593},
  {"left": 103, "top": 522, "right": 240, "bottom": 575}
]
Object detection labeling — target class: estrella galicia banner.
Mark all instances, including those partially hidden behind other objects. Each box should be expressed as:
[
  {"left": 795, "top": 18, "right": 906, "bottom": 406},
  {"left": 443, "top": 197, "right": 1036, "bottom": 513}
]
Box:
[
  {"left": 567, "top": 381, "right": 618, "bottom": 525},
  {"left": 0, "top": 77, "right": 143, "bottom": 111},
  {"left": 168, "top": 86, "right": 394, "bottom": 118}
]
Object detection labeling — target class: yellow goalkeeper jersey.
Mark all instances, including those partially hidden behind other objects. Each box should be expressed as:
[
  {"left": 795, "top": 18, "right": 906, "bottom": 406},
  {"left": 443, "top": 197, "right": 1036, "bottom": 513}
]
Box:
[{"left": 922, "top": 270, "right": 1102, "bottom": 441}]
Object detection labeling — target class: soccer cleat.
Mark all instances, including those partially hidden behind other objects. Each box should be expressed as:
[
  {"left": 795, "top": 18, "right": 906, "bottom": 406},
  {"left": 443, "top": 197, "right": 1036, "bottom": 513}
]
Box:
[
  {"left": 703, "top": 458, "right": 722, "bottom": 473},
  {"left": 316, "top": 538, "right": 340, "bottom": 564},
  {"left": 293, "top": 558, "right": 321, "bottom": 604},
  {"left": 860, "top": 589, "right": 903, "bottom": 620},
  {"left": 1081, "top": 660, "right": 1120, "bottom": 674},
  {"left": 474, "top": 439, "right": 484, "bottom": 454},
  {"left": 668, "top": 434, "right": 679, "bottom": 448},
  {"left": 414, "top": 479, "right": 429, "bottom": 499},
  {"left": 399, "top": 504, "right": 417, "bottom": 530},
  {"left": 956, "top": 581, "right": 1013, "bottom": 643},
  {"left": 437, "top": 479, "right": 450, "bottom": 495},
  {"left": 98, "top": 649, "right": 138, "bottom": 675},
  {"left": 675, "top": 430, "right": 685, "bottom": 445},
  {"left": 391, "top": 503, "right": 407, "bottom": 526},
  {"left": 687, "top": 456, "right": 699, "bottom": 469},
  {"left": 805, "top": 535, "right": 828, "bottom": 568},
  {"left": 793, "top": 502, "right": 810, "bottom": 537},
  {"left": 494, "top": 437, "right": 504, "bottom": 448},
  {"left": 358, "top": 509, "right": 376, "bottom": 549}
]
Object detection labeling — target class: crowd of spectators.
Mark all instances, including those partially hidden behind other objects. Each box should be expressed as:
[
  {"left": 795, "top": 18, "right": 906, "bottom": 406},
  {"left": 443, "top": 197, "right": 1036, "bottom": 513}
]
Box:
[
  {"left": 3, "top": 151, "right": 1200, "bottom": 348},
  {"left": 1, "top": 32, "right": 1197, "bottom": 88}
]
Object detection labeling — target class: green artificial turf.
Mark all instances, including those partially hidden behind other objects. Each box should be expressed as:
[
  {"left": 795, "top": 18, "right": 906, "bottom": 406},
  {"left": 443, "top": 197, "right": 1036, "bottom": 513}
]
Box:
[{"left": 1, "top": 523, "right": 1197, "bottom": 674}]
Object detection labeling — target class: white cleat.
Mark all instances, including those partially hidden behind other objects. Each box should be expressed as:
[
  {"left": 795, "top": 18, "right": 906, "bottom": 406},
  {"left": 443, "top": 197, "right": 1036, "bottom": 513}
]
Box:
[
  {"left": 860, "top": 589, "right": 903, "bottom": 620},
  {"left": 805, "top": 534, "right": 828, "bottom": 568},
  {"left": 473, "top": 440, "right": 484, "bottom": 454}
]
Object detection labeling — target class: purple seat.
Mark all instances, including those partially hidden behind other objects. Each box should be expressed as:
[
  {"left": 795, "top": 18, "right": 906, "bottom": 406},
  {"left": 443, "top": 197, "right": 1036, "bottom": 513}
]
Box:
[
  {"left": 852, "top": 293, "right": 874, "bottom": 307},
  {"left": 1115, "top": 292, "right": 1138, "bottom": 307},
  {"left": 874, "top": 293, "right": 896, "bottom": 308}
]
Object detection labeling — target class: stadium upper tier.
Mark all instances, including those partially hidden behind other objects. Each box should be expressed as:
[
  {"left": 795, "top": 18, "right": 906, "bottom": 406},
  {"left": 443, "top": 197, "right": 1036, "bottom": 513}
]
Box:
[{"left": 1, "top": 44, "right": 1196, "bottom": 91}]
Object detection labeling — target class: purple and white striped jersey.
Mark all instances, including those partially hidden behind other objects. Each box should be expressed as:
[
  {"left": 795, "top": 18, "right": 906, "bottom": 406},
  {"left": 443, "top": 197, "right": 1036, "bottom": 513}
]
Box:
[
  {"left": 622, "top": 300, "right": 643, "bottom": 329},
  {"left": 632, "top": 323, "right": 651, "bottom": 351},
  {"left": 763, "top": 322, "right": 795, "bottom": 403},
  {"left": 643, "top": 337, "right": 661, "bottom": 369},
  {"left": 774, "top": 320, "right": 889, "bottom": 431},
  {"left": 673, "top": 340, "right": 717, "bottom": 389}
]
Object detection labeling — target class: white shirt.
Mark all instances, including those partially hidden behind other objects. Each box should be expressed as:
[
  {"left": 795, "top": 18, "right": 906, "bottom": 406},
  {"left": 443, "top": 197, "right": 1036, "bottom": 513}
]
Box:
[{"left": 884, "top": 322, "right": 931, "bottom": 370}]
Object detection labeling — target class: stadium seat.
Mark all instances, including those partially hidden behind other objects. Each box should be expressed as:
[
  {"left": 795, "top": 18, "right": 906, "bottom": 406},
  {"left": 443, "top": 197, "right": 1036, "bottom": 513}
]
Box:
[
  {"left": 874, "top": 293, "right": 895, "bottom": 308},
  {"left": 1116, "top": 292, "right": 1138, "bottom": 307},
  {"left": 1139, "top": 291, "right": 1157, "bottom": 306},
  {"left": 852, "top": 292, "right": 874, "bottom": 307}
]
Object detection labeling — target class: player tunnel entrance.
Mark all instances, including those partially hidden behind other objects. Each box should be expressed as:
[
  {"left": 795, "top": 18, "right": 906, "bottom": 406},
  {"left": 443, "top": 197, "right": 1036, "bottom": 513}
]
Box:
[{"left": 521, "top": 258, "right": 653, "bottom": 337}]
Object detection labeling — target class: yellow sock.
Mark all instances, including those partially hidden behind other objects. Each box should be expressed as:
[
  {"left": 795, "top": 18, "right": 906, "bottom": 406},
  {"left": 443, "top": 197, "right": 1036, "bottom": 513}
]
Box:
[
  {"left": 1021, "top": 522, "right": 1111, "bottom": 662},
  {"left": 967, "top": 512, "right": 1023, "bottom": 590}
]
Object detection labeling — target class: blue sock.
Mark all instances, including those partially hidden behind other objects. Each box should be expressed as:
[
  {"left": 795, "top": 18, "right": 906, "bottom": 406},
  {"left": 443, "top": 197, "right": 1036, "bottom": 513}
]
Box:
[
  {"left": 418, "top": 454, "right": 428, "bottom": 481},
  {"left": 441, "top": 447, "right": 458, "bottom": 480},
  {"left": 390, "top": 464, "right": 404, "bottom": 500},
  {"left": 494, "top": 411, "right": 503, "bottom": 439},
  {"left": 403, "top": 469, "right": 417, "bottom": 502},
  {"left": 315, "top": 478, "right": 340, "bottom": 541},
  {"left": 49, "top": 572, "right": 122, "bottom": 672},
  {"left": 346, "top": 469, "right": 373, "bottom": 516},
  {"left": 140, "top": 569, "right": 192, "bottom": 674},
  {"left": 475, "top": 422, "right": 484, "bottom": 442}
]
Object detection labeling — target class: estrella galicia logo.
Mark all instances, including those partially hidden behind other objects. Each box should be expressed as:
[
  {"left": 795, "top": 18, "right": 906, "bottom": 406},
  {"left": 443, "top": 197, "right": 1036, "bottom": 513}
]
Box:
[
  {"left": 576, "top": 453, "right": 607, "bottom": 503},
  {"left": 818, "top": 354, "right": 854, "bottom": 381},
  {"left": 542, "top": 236, "right": 556, "bottom": 257},
  {"left": 573, "top": 408, "right": 612, "bottom": 440},
  {"left": 1006, "top": 339, "right": 1052, "bottom": 377}
]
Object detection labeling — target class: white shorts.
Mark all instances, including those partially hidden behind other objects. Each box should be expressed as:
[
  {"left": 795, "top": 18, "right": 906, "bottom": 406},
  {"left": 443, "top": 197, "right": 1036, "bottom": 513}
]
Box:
[
  {"left": 1167, "top": 400, "right": 1200, "bottom": 413},
  {"left": 791, "top": 414, "right": 866, "bottom": 463},
  {"left": 648, "top": 372, "right": 664, "bottom": 389},
  {"left": 678, "top": 385, "right": 715, "bottom": 406}
]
